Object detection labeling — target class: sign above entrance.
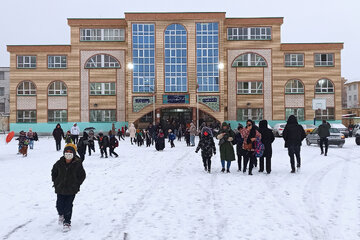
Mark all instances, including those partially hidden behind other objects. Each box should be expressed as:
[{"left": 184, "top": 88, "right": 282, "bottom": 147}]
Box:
[
  {"left": 198, "top": 95, "right": 220, "bottom": 112},
  {"left": 163, "top": 95, "right": 190, "bottom": 104},
  {"left": 133, "top": 96, "right": 154, "bottom": 112}
]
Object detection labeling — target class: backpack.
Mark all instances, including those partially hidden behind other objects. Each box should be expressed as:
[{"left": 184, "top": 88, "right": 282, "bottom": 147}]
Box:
[
  {"left": 114, "top": 138, "right": 119, "bottom": 147},
  {"left": 254, "top": 137, "right": 264, "bottom": 157}
]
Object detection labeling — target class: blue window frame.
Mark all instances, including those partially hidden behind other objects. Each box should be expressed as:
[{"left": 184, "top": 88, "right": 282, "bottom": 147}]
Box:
[
  {"left": 196, "top": 23, "right": 219, "bottom": 92},
  {"left": 132, "top": 23, "right": 155, "bottom": 92},
  {"left": 164, "top": 24, "right": 187, "bottom": 92}
]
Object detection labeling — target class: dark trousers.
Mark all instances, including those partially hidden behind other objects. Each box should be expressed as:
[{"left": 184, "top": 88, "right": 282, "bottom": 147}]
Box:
[
  {"left": 170, "top": 140, "right": 175, "bottom": 148},
  {"left": 71, "top": 135, "right": 79, "bottom": 144},
  {"left": 109, "top": 147, "right": 118, "bottom": 157},
  {"left": 237, "top": 152, "right": 244, "bottom": 171},
  {"left": 118, "top": 135, "right": 125, "bottom": 141},
  {"left": 288, "top": 145, "right": 301, "bottom": 170},
  {"left": 146, "top": 139, "right": 151, "bottom": 147},
  {"left": 101, "top": 147, "right": 108, "bottom": 157},
  {"left": 55, "top": 139, "right": 61, "bottom": 151},
  {"left": 319, "top": 137, "right": 329, "bottom": 154},
  {"left": 244, "top": 151, "right": 256, "bottom": 174},
  {"left": 56, "top": 194, "right": 75, "bottom": 224},
  {"left": 202, "top": 156, "right": 211, "bottom": 171},
  {"left": 88, "top": 143, "right": 95, "bottom": 156},
  {"left": 259, "top": 156, "right": 272, "bottom": 173}
]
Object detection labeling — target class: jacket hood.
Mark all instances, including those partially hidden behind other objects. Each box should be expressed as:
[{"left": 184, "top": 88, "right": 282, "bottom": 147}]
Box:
[
  {"left": 56, "top": 123, "right": 61, "bottom": 128},
  {"left": 287, "top": 115, "right": 298, "bottom": 125},
  {"left": 222, "top": 122, "right": 228, "bottom": 127},
  {"left": 130, "top": 123, "right": 134, "bottom": 127},
  {"left": 259, "top": 120, "right": 268, "bottom": 129},
  {"left": 83, "top": 132, "right": 88, "bottom": 138}
]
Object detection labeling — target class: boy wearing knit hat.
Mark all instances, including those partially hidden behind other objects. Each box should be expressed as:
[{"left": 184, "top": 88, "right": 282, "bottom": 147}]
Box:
[{"left": 51, "top": 143, "right": 86, "bottom": 232}]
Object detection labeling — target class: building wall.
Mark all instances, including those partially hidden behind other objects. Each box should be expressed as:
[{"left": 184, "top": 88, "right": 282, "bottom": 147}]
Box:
[
  {"left": 0, "top": 67, "right": 10, "bottom": 115},
  {"left": 346, "top": 82, "right": 360, "bottom": 108},
  {"left": 7, "top": 13, "right": 344, "bottom": 132}
]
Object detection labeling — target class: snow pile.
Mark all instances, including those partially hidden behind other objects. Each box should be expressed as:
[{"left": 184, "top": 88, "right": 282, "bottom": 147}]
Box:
[{"left": 0, "top": 135, "right": 359, "bottom": 239}]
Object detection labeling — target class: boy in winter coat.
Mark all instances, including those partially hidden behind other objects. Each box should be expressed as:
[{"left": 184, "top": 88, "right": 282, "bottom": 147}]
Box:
[
  {"left": 87, "top": 130, "right": 95, "bottom": 156},
  {"left": 65, "top": 131, "right": 73, "bottom": 144},
  {"left": 97, "top": 132, "right": 109, "bottom": 158},
  {"left": 168, "top": 129, "right": 176, "bottom": 148},
  {"left": 234, "top": 124, "right": 246, "bottom": 172},
  {"left": 109, "top": 131, "right": 119, "bottom": 157},
  {"left": 195, "top": 128, "right": 216, "bottom": 173},
  {"left": 216, "top": 122, "right": 236, "bottom": 173},
  {"left": 26, "top": 129, "right": 35, "bottom": 150},
  {"left": 51, "top": 143, "right": 86, "bottom": 232},
  {"left": 77, "top": 132, "right": 88, "bottom": 161},
  {"left": 117, "top": 128, "right": 125, "bottom": 141},
  {"left": 283, "top": 115, "right": 306, "bottom": 173},
  {"left": 258, "top": 120, "right": 275, "bottom": 174}
]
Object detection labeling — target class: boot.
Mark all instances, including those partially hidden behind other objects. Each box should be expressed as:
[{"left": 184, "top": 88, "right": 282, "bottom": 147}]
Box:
[
  {"left": 221, "top": 168, "right": 225, "bottom": 173},
  {"left": 63, "top": 223, "right": 71, "bottom": 232},
  {"left": 226, "top": 169, "right": 230, "bottom": 173},
  {"left": 290, "top": 169, "right": 296, "bottom": 173},
  {"left": 58, "top": 215, "right": 64, "bottom": 225}
]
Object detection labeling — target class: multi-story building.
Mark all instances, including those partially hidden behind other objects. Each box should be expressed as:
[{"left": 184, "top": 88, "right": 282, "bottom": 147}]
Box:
[
  {"left": 0, "top": 67, "right": 10, "bottom": 115},
  {"left": 345, "top": 80, "right": 360, "bottom": 109},
  {"left": 7, "top": 12, "right": 344, "bottom": 133}
]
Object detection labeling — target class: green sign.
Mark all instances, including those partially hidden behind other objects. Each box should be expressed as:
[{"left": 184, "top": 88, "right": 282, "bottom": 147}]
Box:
[
  {"left": 198, "top": 96, "right": 220, "bottom": 111},
  {"left": 133, "top": 96, "right": 154, "bottom": 112}
]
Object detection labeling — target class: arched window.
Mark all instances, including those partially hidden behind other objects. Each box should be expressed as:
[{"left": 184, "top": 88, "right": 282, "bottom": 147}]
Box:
[
  {"left": 85, "top": 54, "right": 120, "bottom": 68},
  {"left": 285, "top": 79, "right": 304, "bottom": 94},
  {"left": 48, "top": 81, "right": 67, "bottom": 95},
  {"left": 232, "top": 53, "right": 267, "bottom": 67},
  {"left": 164, "top": 24, "right": 187, "bottom": 92},
  {"left": 315, "top": 79, "right": 334, "bottom": 93},
  {"left": 17, "top": 81, "right": 36, "bottom": 95}
]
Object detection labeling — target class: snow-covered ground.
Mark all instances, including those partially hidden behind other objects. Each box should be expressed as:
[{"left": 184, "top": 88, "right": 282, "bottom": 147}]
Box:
[{"left": 0, "top": 135, "right": 359, "bottom": 240}]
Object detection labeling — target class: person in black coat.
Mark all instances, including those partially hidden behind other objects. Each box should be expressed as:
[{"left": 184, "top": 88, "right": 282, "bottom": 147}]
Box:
[
  {"left": 77, "top": 132, "right": 88, "bottom": 161},
  {"left": 258, "top": 120, "right": 275, "bottom": 174},
  {"left": 109, "top": 131, "right": 119, "bottom": 157},
  {"left": 155, "top": 129, "right": 165, "bottom": 151},
  {"left": 234, "top": 124, "right": 246, "bottom": 172},
  {"left": 318, "top": 120, "right": 331, "bottom": 156},
  {"left": 53, "top": 123, "right": 65, "bottom": 151},
  {"left": 195, "top": 128, "right": 216, "bottom": 173},
  {"left": 51, "top": 143, "right": 86, "bottom": 231},
  {"left": 97, "top": 132, "right": 109, "bottom": 158},
  {"left": 283, "top": 115, "right": 306, "bottom": 173}
]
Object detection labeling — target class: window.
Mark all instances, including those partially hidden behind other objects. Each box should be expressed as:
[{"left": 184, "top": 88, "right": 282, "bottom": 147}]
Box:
[
  {"left": 17, "top": 56, "right": 36, "bottom": 68},
  {"left": 0, "top": 103, "right": 4, "bottom": 113},
  {"left": 349, "top": 95, "right": 352, "bottom": 102},
  {"left": 285, "top": 108, "right": 304, "bottom": 121},
  {"left": 80, "top": 29, "right": 125, "bottom": 41},
  {"left": 85, "top": 54, "right": 120, "bottom": 68},
  {"left": 132, "top": 23, "right": 155, "bottom": 92},
  {"left": 315, "top": 53, "right": 334, "bottom": 66},
  {"left": 315, "top": 79, "right": 334, "bottom": 93},
  {"left": 48, "top": 56, "right": 67, "bottom": 68},
  {"left": 90, "top": 82, "right": 116, "bottom": 95},
  {"left": 232, "top": 53, "right": 267, "bottom": 67},
  {"left": 285, "top": 79, "right": 304, "bottom": 94},
  {"left": 196, "top": 22, "right": 219, "bottom": 92},
  {"left": 17, "top": 110, "right": 36, "bottom": 123},
  {"left": 315, "top": 108, "right": 335, "bottom": 120},
  {"left": 227, "top": 27, "right": 271, "bottom": 40},
  {"left": 48, "top": 81, "right": 67, "bottom": 95},
  {"left": 48, "top": 110, "right": 67, "bottom": 122},
  {"left": 17, "top": 81, "right": 36, "bottom": 95},
  {"left": 285, "top": 54, "right": 304, "bottom": 66},
  {"left": 164, "top": 24, "right": 187, "bottom": 92},
  {"left": 354, "top": 95, "right": 357, "bottom": 102},
  {"left": 90, "top": 110, "right": 116, "bottom": 122},
  {"left": 237, "top": 81, "right": 263, "bottom": 94},
  {"left": 236, "top": 108, "right": 263, "bottom": 121},
  {"left": 0, "top": 87, "right": 4, "bottom": 96},
  {"left": 0, "top": 72, "right": 4, "bottom": 80}
]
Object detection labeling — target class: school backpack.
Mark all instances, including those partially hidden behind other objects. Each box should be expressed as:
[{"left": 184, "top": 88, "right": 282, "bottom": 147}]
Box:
[
  {"left": 114, "top": 138, "right": 119, "bottom": 147},
  {"left": 254, "top": 137, "right": 264, "bottom": 158}
]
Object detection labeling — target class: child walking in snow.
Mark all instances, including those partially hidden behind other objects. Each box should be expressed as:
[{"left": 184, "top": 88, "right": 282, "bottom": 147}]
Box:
[
  {"left": 51, "top": 143, "right": 86, "bottom": 232},
  {"left": 168, "top": 129, "right": 176, "bottom": 148},
  {"left": 185, "top": 128, "right": 191, "bottom": 146},
  {"left": 195, "top": 128, "right": 216, "bottom": 173}
]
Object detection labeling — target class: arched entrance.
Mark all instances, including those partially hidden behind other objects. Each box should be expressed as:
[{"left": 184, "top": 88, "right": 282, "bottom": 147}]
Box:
[{"left": 134, "top": 107, "right": 220, "bottom": 129}]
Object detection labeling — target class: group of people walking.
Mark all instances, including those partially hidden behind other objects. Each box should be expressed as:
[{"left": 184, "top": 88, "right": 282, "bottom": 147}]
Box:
[{"left": 15, "top": 129, "right": 38, "bottom": 157}]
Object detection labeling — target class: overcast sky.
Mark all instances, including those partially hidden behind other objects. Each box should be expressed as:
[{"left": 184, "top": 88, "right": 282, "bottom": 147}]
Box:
[{"left": 0, "top": 0, "right": 358, "bottom": 80}]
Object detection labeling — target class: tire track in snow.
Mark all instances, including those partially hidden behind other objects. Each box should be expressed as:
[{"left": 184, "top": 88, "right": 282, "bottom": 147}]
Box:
[
  {"left": 103, "top": 150, "right": 191, "bottom": 240},
  {"left": 2, "top": 220, "right": 32, "bottom": 240}
]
